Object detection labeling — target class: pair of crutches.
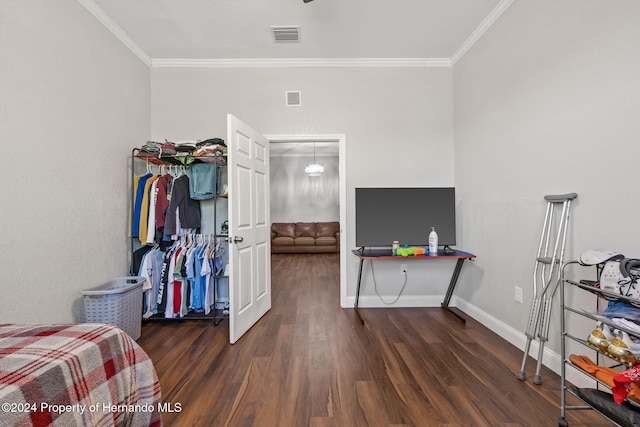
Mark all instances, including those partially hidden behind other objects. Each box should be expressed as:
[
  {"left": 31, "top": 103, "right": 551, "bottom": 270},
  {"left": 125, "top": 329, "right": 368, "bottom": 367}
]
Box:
[{"left": 518, "top": 193, "right": 577, "bottom": 385}]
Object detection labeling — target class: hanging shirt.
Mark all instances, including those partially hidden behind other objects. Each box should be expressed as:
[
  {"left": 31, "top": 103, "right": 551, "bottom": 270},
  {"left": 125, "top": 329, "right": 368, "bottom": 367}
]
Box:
[
  {"left": 165, "top": 175, "right": 201, "bottom": 236},
  {"left": 185, "top": 245, "right": 200, "bottom": 312},
  {"left": 154, "top": 174, "right": 172, "bottom": 231},
  {"left": 173, "top": 246, "right": 187, "bottom": 317},
  {"left": 145, "top": 178, "right": 160, "bottom": 245},
  {"left": 157, "top": 248, "right": 173, "bottom": 315},
  {"left": 164, "top": 246, "right": 184, "bottom": 319},
  {"left": 191, "top": 246, "right": 204, "bottom": 314},
  {"left": 138, "top": 250, "right": 155, "bottom": 319},
  {"left": 201, "top": 248, "right": 213, "bottom": 315},
  {"left": 148, "top": 248, "right": 165, "bottom": 316},
  {"left": 131, "top": 173, "right": 152, "bottom": 238},
  {"left": 139, "top": 175, "right": 159, "bottom": 244}
]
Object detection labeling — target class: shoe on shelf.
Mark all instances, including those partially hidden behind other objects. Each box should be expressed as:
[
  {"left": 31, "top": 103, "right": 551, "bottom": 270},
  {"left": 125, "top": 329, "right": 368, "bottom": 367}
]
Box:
[
  {"left": 611, "top": 317, "right": 640, "bottom": 336},
  {"left": 614, "top": 329, "right": 640, "bottom": 358},
  {"left": 607, "top": 333, "right": 638, "bottom": 365},
  {"left": 588, "top": 322, "right": 611, "bottom": 353},
  {"left": 598, "top": 321, "right": 617, "bottom": 342}
]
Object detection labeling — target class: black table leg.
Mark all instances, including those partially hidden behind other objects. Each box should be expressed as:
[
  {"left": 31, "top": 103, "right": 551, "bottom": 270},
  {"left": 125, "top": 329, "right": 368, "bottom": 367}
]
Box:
[
  {"left": 441, "top": 258, "right": 466, "bottom": 323},
  {"left": 354, "top": 258, "right": 365, "bottom": 324}
]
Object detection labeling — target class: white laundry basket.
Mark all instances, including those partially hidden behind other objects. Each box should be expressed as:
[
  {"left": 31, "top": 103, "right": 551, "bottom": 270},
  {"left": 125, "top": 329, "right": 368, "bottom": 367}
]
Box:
[{"left": 82, "top": 277, "right": 145, "bottom": 340}]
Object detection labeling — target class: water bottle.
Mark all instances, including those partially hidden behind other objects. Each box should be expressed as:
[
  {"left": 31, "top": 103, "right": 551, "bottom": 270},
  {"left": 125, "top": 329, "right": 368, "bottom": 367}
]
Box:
[{"left": 428, "top": 227, "right": 438, "bottom": 256}]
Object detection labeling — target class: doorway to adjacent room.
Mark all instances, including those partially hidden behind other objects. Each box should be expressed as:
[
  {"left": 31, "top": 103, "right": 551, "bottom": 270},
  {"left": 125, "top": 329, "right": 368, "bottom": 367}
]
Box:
[{"left": 267, "top": 134, "right": 347, "bottom": 307}]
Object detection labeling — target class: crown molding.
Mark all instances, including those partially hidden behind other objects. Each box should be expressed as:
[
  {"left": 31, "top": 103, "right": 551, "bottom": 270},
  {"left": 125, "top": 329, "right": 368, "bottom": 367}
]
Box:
[
  {"left": 78, "top": 0, "right": 152, "bottom": 67},
  {"left": 150, "top": 57, "right": 452, "bottom": 69},
  {"left": 80, "top": 0, "right": 512, "bottom": 70},
  {"left": 451, "top": 0, "right": 515, "bottom": 65}
]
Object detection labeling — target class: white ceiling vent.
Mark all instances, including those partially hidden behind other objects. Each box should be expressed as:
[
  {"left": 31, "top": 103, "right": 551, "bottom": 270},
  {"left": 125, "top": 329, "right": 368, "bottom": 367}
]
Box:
[
  {"left": 286, "top": 91, "right": 301, "bottom": 106},
  {"left": 271, "top": 26, "right": 301, "bottom": 43}
]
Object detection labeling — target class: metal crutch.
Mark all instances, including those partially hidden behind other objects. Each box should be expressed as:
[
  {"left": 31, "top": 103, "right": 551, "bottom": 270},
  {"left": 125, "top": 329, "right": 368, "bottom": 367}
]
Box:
[{"left": 517, "top": 193, "right": 577, "bottom": 385}]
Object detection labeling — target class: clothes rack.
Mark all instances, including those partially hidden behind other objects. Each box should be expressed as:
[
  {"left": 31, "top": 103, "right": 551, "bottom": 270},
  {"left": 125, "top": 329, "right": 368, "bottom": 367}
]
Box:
[{"left": 129, "top": 146, "right": 228, "bottom": 324}]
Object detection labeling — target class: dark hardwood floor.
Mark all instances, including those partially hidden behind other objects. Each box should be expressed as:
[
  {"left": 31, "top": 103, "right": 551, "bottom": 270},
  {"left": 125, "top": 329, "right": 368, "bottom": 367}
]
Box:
[{"left": 137, "top": 253, "right": 609, "bottom": 426}]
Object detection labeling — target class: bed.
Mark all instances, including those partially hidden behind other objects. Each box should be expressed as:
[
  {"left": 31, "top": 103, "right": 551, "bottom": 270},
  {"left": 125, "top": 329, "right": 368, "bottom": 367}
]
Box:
[{"left": 0, "top": 323, "right": 162, "bottom": 426}]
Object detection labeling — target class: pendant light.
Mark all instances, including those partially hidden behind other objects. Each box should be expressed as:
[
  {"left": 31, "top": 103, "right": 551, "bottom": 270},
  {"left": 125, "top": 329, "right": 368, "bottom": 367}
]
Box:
[{"left": 305, "top": 143, "right": 324, "bottom": 176}]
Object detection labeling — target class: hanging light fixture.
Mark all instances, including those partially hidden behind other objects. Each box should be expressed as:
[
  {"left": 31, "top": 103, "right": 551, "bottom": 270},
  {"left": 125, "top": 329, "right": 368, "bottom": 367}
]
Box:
[{"left": 305, "top": 143, "right": 324, "bottom": 176}]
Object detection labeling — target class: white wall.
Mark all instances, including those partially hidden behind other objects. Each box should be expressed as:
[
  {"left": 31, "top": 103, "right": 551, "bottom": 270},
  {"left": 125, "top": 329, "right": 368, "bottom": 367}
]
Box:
[
  {"left": 270, "top": 154, "right": 339, "bottom": 223},
  {"left": 12, "top": 0, "right": 632, "bottom": 345},
  {"left": 0, "top": 1, "right": 150, "bottom": 323},
  {"left": 453, "top": 0, "right": 640, "bottom": 358},
  {"left": 150, "top": 66, "right": 456, "bottom": 304}
]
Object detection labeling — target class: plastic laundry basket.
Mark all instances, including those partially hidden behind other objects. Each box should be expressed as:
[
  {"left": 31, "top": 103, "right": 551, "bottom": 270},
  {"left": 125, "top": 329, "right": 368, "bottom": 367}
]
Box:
[{"left": 82, "top": 277, "right": 145, "bottom": 340}]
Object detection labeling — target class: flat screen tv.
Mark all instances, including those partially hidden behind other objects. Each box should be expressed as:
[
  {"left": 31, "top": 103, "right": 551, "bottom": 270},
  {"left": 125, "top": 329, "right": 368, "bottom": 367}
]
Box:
[{"left": 355, "top": 187, "right": 456, "bottom": 248}]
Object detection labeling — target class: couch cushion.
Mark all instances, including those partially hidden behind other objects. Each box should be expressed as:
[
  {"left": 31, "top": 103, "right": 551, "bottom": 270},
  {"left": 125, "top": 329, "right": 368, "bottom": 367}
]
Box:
[
  {"left": 316, "top": 237, "right": 337, "bottom": 247},
  {"left": 296, "top": 222, "right": 316, "bottom": 238},
  {"left": 272, "top": 223, "right": 296, "bottom": 238},
  {"left": 294, "top": 237, "right": 315, "bottom": 246},
  {"left": 272, "top": 236, "right": 294, "bottom": 247},
  {"left": 316, "top": 222, "right": 339, "bottom": 237}
]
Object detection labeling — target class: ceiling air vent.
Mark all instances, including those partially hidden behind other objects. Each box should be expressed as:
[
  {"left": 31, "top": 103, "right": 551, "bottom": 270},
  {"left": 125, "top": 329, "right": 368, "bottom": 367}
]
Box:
[
  {"left": 286, "top": 91, "right": 302, "bottom": 106},
  {"left": 271, "top": 26, "right": 301, "bottom": 43}
]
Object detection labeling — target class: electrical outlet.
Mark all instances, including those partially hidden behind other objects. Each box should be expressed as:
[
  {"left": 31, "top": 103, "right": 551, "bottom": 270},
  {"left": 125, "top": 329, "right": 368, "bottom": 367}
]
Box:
[
  {"left": 514, "top": 286, "right": 523, "bottom": 304},
  {"left": 400, "top": 264, "right": 407, "bottom": 274}
]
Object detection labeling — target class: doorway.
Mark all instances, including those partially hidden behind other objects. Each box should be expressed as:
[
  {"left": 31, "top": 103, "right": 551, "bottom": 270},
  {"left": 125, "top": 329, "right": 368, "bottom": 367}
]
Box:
[{"left": 266, "top": 134, "right": 347, "bottom": 307}]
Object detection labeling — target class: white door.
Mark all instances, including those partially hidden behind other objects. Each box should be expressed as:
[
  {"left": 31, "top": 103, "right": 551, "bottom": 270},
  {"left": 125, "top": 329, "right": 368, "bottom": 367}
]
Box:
[{"left": 227, "top": 114, "right": 271, "bottom": 344}]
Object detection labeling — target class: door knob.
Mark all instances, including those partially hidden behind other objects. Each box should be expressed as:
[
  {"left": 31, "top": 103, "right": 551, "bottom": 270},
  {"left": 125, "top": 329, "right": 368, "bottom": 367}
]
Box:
[{"left": 233, "top": 236, "right": 244, "bottom": 243}]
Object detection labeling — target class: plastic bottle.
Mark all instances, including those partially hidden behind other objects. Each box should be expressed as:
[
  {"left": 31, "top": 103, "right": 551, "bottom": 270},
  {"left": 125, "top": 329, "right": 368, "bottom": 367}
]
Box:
[
  {"left": 392, "top": 241, "right": 399, "bottom": 255},
  {"left": 428, "top": 227, "right": 438, "bottom": 256}
]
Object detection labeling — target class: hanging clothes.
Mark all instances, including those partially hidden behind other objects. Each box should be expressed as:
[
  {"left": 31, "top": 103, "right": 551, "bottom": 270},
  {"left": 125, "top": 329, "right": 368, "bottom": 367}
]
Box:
[
  {"left": 145, "top": 178, "right": 160, "bottom": 245},
  {"left": 130, "top": 172, "right": 152, "bottom": 238},
  {"left": 132, "top": 245, "right": 153, "bottom": 278},
  {"left": 154, "top": 174, "right": 172, "bottom": 237},
  {"left": 189, "top": 163, "right": 217, "bottom": 200},
  {"left": 139, "top": 234, "right": 223, "bottom": 319},
  {"left": 131, "top": 140, "right": 228, "bottom": 323},
  {"left": 164, "top": 174, "right": 201, "bottom": 237},
  {"left": 138, "top": 246, "right": 165, "bottom": 319},
  {"left": 138, "top": 174, "right": 159, "bottom": 244}
]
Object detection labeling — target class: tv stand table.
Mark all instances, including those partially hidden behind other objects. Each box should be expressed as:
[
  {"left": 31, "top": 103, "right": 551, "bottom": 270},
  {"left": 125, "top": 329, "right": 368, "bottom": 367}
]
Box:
[{"left": 351, "top": 248, "right": 476, "bottom": 324}]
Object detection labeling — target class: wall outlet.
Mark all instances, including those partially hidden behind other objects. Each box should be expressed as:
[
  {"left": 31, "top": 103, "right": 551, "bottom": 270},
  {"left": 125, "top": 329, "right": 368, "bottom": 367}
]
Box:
[
  {"left": 514, "top": 286, "right": 523, "bottom": 304},
  {"left": 400, "top": 264, "right": 407, "bottom": 274}
]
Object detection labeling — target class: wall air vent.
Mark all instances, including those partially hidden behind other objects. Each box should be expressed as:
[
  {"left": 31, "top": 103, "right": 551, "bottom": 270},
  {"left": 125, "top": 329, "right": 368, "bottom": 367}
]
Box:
[
  {"left": 286, "top": 91, "right": 302, "bottom": 106},
  {"left": 271, "top": 26, "right": 301, "bottom": 43}
]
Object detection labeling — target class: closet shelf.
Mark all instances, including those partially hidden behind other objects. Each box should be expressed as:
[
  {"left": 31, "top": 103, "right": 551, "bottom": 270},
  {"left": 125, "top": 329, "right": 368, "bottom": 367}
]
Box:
[
  {"left": 567, "top": 279, "right": 640, "bottom": 308},
  {"left": 564, "top": 331, "right": 636, "bottom": 368},
  {"left": 134, "top": 150, "right": 227, "bottom": 167},
  {"left": 563, "top": 305, "right": 640, "bottom": 345}
]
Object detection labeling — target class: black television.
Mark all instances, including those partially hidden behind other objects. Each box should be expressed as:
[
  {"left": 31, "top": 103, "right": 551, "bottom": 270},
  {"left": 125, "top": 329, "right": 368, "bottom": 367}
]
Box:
[{"left": 355, "top": 187, "right": 456, "bottom": 248}]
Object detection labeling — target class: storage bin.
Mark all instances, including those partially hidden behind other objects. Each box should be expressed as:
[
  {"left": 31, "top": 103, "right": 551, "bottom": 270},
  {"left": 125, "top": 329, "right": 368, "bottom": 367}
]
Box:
[{"left": 82, "top": 277, "right": 145, "bottom": 340}]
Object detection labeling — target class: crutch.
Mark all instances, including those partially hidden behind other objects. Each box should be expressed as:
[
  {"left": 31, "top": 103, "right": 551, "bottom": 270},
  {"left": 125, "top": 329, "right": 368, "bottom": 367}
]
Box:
[{"left": 517, "top": 193, "right": 577, "bottom": 385}]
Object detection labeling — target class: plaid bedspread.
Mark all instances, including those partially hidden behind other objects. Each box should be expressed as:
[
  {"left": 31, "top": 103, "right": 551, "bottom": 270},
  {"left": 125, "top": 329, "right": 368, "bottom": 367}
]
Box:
[{"left": 0, "top": 324, "right": 162, "bottom": 426}]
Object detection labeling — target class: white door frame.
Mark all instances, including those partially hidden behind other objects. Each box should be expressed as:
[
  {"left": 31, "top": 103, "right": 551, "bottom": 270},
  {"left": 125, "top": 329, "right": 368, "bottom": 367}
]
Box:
[{"left": 265, "top": 134, "right": 347, "bottom": 308}]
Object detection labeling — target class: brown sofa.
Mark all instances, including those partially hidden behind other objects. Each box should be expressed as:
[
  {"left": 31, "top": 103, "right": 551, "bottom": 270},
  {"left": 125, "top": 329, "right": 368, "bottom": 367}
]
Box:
[{"left": 271, "top": 222, "right": 340, "bottom": 253}]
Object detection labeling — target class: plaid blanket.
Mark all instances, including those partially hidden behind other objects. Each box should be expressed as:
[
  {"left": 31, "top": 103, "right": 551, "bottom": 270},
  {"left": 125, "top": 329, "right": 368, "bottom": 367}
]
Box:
[{"left": 0, "top": 324, "right": 162, "bottom": 426}]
